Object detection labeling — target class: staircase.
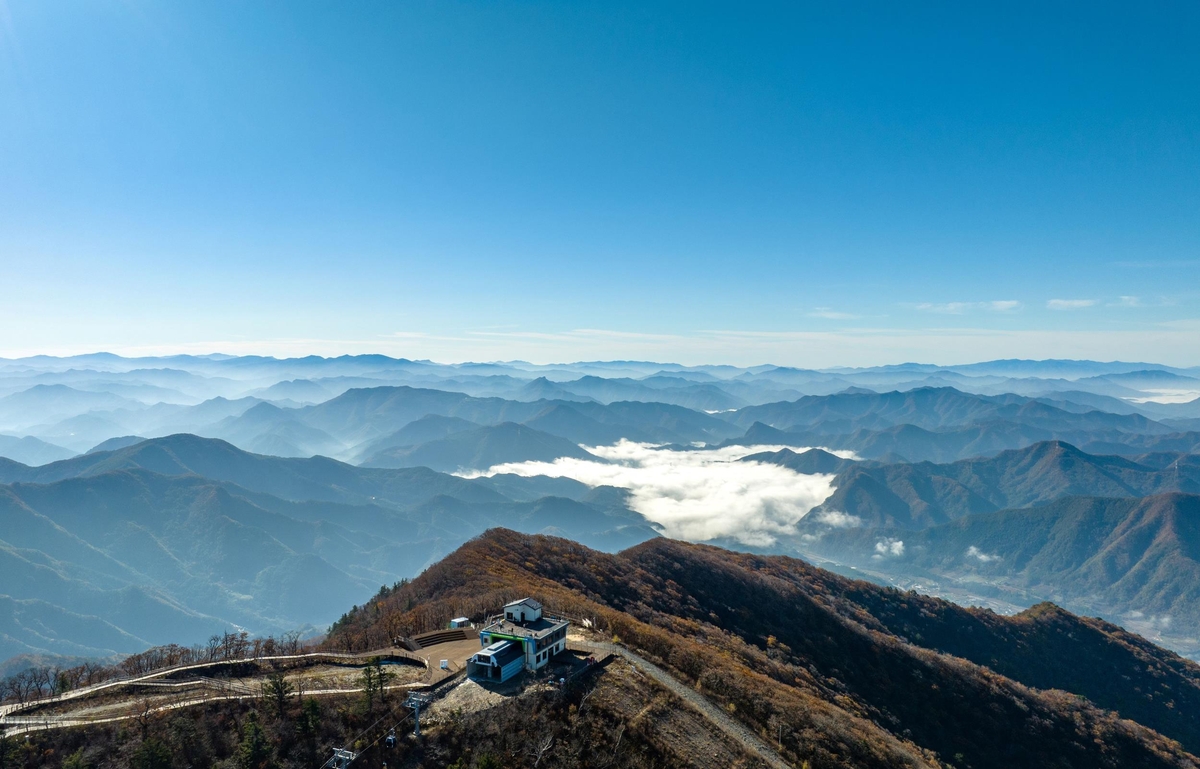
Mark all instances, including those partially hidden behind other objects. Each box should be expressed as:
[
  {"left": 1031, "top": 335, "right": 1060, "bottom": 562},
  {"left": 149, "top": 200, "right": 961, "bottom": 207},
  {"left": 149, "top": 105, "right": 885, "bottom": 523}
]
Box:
[{"left": 410, "top": 628, "right": 477, "bottom": 649}]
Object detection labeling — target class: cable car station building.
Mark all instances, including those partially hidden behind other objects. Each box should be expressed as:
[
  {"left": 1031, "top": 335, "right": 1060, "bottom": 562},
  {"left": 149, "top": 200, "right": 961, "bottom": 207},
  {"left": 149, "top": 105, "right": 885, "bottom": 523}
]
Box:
[{"left": 466, "top": 598, "right": 569, "bottom": 683}]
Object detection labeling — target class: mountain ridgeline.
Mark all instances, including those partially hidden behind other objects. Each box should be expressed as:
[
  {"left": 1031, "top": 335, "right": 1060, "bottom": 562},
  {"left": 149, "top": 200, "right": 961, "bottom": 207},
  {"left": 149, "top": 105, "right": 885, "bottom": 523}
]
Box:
[
  {"left": 2, "top": 352, "right": 1199, "bottom": 466},
  {"left": 0, "top": 391, "right": 1199, "bottom": 657},
  {"left": 327, "top": 529, "right": 1200, "bottom": 769},
  {"left": 743, "top": 440, "right": 1200, "bottom": 638},
  {"left": 807, "top": 492, "right": 1200, "bottom": 638},
  {"left": 2, "top": 355, "right": 1200, "bottom": 766},
  {"left": 795, "top": 439, "right": 1200, "bottom": 530},
  {"left": 0, "top": 435, "right": 657, "bottom": 662}
]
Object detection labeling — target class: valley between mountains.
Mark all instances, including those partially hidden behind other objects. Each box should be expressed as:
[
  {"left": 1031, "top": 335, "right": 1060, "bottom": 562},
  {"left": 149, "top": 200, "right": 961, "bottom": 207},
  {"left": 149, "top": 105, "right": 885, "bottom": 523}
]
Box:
[{"left": 3, "top": 355, "right": 1200, "bottom": 767}]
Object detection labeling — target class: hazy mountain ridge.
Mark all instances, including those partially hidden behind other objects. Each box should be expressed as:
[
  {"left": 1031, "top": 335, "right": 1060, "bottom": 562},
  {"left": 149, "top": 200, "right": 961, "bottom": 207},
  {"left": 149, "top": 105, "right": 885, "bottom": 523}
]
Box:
[
  {"left": 806, "top": 492, "right": 1200, "bottom": 638},
  {"left": 0, "top": 435, "right": 74, "bottom": 466},
  {"left": 741, "top": 446, "right": 859, "bottom": 474},
  {"left": 1, "top": 354, "right": 1199, "bottom": 682},
  {"left": 728, "top": 412, "right": 1200, "bottom": 463},
  {"left": 360, "top": 422, "right": 599, "bottom": 471},
  {"left": 0, "top": 436, "right": 658, "bottom": 661},
  {"left": 2, "top": 355, "right": 1198, "bottom": 464},
  {"left": 730, "top": 386, "right": 1176, "bottom": 434},
  {"left": 804, "top": 440, "right": 1200, "bottom": 530}
]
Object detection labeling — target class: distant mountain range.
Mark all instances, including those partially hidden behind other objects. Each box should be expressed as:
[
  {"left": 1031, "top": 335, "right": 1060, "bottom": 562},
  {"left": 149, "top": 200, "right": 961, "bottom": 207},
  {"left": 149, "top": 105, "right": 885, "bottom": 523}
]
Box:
[
  {"left": 731, "top": 386, "right": 1174, "bottom": 434},
  {"left": 806, "top": 492, "right": 1200, "bottom": 640},
  {"left": 0, "top": 434, "right": 74, "bottom": 466},
  {"left": 0, "top": 435, "right": 657, "bottom": 662},
  {"left": 726, "top": 387, "right": 1200, "bottom": 462},
  {"left": 729, "top": 440, "right": 1200, "bottom": 641},
  {"left": 8, "top": 381, "right": 1199, "bottom": 467},
  {"left": 2, "top": 353, "right": 1200, "bottom": 676},
  {"left": 360, "top": 422, "right": 598, "bottom": 471},
  {"left": 1, "top": 354, "right": 1197, "bottom": 464},
  {"left": 793, "top": 439, "right": 1200, "bottom": 529}
]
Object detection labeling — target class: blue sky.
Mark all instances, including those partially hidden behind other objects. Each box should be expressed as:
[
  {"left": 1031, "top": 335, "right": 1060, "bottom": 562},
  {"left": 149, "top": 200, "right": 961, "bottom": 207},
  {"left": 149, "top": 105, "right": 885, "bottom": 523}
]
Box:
[{"left": 1, "top": 1, "right": 1198, "bottom": 366}]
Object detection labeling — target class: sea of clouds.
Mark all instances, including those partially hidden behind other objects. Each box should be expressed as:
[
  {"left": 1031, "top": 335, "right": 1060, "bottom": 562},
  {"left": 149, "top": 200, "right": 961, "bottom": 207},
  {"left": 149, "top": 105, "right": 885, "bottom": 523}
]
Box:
[{"left": 468, "top": 440, "right": 852, "bottom": 547}]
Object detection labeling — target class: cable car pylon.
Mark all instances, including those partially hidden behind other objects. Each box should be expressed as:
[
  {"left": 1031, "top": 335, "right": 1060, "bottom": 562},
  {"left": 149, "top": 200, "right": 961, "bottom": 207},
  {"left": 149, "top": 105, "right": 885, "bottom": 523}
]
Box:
[{"left": 404, "top": 691, "right": 431, "bottom": 737}]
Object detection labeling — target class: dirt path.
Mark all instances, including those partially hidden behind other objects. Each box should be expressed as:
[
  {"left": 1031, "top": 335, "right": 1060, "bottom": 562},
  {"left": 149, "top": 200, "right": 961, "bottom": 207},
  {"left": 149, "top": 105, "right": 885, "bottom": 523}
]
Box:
[
  {"left": 6, "top": 637, "right": 796, "bottom": 768},
  {"left": 0, "top": 647, "right": 426, "bottom": 721},
  {"left": 573, "top": 640, "right": 793, "bottom": 769},
  {"left": 0, "top": 648, "right": 436, "bottom": 737},
  {"left": 0, "top": 678, "right": 434, "bottom": 737}
]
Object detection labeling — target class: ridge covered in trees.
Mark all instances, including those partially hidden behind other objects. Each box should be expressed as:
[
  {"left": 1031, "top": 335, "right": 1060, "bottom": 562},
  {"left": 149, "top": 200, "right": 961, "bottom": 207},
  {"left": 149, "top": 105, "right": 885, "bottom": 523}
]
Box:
[{"left": 328, "top": 529, "right": 1200, "bottom": 769}]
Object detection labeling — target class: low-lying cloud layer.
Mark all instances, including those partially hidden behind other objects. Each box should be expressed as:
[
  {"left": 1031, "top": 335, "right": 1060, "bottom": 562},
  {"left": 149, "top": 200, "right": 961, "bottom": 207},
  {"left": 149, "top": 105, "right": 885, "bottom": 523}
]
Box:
[
  {"left": 966, "top": 545, "right": 1001, "bottom": 563},
  {"left": 469, "top": 441, "right": 847, "bottom": 547}
]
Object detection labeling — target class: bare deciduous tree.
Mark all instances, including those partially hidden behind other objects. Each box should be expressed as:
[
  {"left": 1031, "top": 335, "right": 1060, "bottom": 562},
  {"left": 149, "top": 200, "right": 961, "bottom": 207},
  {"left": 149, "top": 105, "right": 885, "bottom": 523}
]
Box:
[{"left": 530, "top": 733, "right": 555, "bottom": 767}]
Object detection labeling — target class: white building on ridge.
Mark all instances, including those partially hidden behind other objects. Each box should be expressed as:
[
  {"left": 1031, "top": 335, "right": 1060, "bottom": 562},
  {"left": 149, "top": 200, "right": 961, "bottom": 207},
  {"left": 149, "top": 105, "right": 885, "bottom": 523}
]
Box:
[{"left": 466, "top": 598, "right": 569, "bottom": 683}]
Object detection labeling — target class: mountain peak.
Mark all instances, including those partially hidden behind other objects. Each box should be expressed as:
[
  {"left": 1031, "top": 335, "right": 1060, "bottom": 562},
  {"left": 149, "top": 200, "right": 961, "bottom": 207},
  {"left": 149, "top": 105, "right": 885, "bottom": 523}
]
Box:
[{"left": 326, "top": 529, "right": 1200, "bottom": 765}]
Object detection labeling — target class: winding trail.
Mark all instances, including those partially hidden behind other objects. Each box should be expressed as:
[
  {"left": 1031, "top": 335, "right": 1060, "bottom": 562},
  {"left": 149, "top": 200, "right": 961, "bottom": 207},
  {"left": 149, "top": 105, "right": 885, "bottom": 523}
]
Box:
[
  {"left": 0, "top": 647, "right": 436, "bottom": 737},
  {"left": 6, "top": 638, "right": 795, "bottom": 769},
  {"left": 0, "top": 681, "right": 430, "bottom": 736},
  {"left": 572, "top": 640, "right": 793, "bottom": 769}
]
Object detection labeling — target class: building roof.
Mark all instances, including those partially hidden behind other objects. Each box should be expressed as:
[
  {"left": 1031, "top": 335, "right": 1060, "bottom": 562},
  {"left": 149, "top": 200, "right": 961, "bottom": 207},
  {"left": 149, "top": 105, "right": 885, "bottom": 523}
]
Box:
[
  {"left": 475, "top": 640, "right": 523, "bottom": 667},
  {"left": 483, "top": 613, "right": 568, "bottom": 639},
  {"left": 504, "top": 597, "right": 543, "bottom": 611}
]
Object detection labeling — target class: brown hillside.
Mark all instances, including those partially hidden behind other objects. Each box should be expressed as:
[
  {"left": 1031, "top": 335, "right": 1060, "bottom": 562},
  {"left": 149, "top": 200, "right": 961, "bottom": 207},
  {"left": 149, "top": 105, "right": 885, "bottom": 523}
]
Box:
[{"left": 328, "top": 529, "right": 1200, "bottom": 769}]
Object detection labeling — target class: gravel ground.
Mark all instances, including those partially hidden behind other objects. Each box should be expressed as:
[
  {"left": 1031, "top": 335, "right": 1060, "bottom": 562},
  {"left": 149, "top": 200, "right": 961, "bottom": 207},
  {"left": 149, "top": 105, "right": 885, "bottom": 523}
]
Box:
[{"left": 573, "top": 640, "right": 793, "bottom": 769}]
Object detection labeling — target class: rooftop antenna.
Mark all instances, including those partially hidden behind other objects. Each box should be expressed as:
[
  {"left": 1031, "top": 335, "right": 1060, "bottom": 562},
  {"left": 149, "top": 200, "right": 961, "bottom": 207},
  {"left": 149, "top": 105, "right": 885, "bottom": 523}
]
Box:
[{"left": 404, "top": 692, "right": 431, "bottom": 738}]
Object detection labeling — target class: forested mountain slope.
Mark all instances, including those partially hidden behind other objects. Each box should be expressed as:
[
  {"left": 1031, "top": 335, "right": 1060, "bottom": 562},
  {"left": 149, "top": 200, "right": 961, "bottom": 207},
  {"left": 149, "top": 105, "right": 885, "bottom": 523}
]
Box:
[
  {"left": 328, "top": 529, "right": 1200, "bottom": 769},
  {"left": 0, "top": 440, "right": 657, "bottom": 660},
  {"left": 806, "top": 440, "right": 1200, "bottom": 529},
  {"left": 807, "top": 492, "right": 1200, "bottom": 637}
]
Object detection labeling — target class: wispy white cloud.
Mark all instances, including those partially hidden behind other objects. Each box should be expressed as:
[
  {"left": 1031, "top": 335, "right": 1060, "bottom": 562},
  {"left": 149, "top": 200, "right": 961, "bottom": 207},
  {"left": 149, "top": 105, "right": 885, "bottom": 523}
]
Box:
[
  {"left": 807, "top": 307, "right": 859, "bottom": 320},
  {"left": 873, "top": 538, "right": 905, "bottom": 558},
  {"left": 914, "top": 301, "right": 1021, "bottom": 314},
  {"left": 463, "top": 441, "right": 848, "bottom": 547},
  {"left": 1110, "top": 296, "right": 1142, "bottom": 308},
  {"left": 466, "top": 328, "right": 682, "bottom": 343},
  {"left": 915, "top": 302, "right": 972, "bottom": 315},
  {"left": 966, "top": 545, "right": 1001, "bottom": 563},
  {"left": 813, "top": 510, "right": 862, "bottom": 528},
  {"left": 1046, "top": 299, "right": 1097, "bottom": 310}
]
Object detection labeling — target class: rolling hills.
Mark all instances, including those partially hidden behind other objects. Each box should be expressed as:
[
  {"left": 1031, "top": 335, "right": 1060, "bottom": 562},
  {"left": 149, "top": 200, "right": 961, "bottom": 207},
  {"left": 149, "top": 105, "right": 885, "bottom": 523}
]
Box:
[{"left": 0, "top": 436, "right": 657, "bottom": 661}]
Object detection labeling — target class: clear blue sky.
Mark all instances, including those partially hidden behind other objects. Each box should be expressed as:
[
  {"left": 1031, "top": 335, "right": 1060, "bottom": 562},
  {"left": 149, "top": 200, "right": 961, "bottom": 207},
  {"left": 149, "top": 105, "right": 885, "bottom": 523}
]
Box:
[{"left": 1, "top": 1, "right": 1197, "bottom": 366}]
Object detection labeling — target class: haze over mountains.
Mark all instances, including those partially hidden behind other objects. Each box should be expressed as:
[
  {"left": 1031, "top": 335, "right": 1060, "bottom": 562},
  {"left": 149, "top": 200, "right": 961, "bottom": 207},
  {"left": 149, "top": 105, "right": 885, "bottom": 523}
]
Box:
[
  {"left": 809, "top": 492, "right": 1200, "bottom": 639},
  {"left": 0, "top": 433, "right": 659, "bottom": 662},
  {"left": 3, "top": 353, "right": 1200, "bottom": 670},
  {"left": 2, "top": 354, "right": 1199, "bottom": 462},
  {"left": 748, "top": 441, "right": 1200, "bottom": 647}
]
